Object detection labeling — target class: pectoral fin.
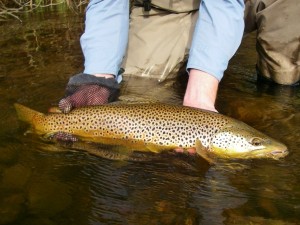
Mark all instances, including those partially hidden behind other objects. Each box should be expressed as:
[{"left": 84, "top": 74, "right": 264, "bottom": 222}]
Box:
[{"left": 195, "top": 139, "right": 214, "bottom": 164}]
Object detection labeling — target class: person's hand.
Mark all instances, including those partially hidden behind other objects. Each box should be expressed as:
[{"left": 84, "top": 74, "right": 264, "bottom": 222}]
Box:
[
  {"left": 59, "top": 84, "right": 112, "bottom": 113},
  {"left": 59, "top": 73, "right": 119, "bottom": 113}
]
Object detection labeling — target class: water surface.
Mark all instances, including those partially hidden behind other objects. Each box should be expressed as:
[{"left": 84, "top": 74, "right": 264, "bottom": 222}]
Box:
[{"left": 0, "top": 8, "right": 299, "bottom": 225}]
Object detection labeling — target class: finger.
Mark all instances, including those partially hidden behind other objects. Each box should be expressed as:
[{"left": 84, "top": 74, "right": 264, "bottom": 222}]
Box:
[{"left": 59, "top": 97, "right": 73, "bottom": 113}]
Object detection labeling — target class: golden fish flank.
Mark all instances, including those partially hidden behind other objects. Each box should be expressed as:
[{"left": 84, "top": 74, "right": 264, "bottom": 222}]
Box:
[{"left": 14, "top": 103, "right": 288, "bottom": 159}]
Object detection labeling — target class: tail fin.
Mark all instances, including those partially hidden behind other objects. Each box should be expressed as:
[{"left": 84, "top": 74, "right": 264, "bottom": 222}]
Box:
[{"left": 14, "top": 103, "right": 44, "bottom": 125}]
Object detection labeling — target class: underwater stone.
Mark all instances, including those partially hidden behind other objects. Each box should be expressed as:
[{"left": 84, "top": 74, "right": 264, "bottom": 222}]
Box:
[
  {"left": 27, "top": 179, "right": 72, "bottom": 217},
  {"left": 2, "top": 164, "right": 32, "bottom": 189},
  {"left": 0, "top": 193, "right": 25, "bottom": 225}
]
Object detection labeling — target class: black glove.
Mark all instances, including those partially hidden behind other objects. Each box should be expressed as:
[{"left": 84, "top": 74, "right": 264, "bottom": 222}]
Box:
[{"left": 59, "top": 73, "right": 119, "bottom": 113}]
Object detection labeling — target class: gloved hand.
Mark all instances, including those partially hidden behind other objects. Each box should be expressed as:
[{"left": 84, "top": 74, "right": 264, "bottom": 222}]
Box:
[{"left": 59, "top": 73, "right": 119, "bottom": 113}]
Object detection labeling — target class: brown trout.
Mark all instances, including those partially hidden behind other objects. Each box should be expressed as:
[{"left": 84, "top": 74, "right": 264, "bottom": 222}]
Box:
[{"left": 14, "top": 103, "right": 288, "bottom": 160}]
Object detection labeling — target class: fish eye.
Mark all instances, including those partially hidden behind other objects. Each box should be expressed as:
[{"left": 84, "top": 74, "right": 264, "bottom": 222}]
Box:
[{"left": 250, "top": 137, "right": 263, "bottom": 146}]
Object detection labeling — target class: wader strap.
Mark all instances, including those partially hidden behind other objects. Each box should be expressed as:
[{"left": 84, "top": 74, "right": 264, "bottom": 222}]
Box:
[{"left": 143, "top": 0, "right": 151, "bottom": 11}]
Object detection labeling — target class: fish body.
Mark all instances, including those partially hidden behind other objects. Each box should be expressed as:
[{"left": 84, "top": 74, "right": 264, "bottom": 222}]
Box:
[{"left": 14, "top": 103, "right": 288, "bottom": 160}]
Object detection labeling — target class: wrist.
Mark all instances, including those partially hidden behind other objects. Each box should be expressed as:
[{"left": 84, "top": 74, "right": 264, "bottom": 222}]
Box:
[
  {"left": 183, "top": 69, "right": 219, "bottom": 112},
  {"left": 93, "top": 74, "right": 114, "bottom": 79}
]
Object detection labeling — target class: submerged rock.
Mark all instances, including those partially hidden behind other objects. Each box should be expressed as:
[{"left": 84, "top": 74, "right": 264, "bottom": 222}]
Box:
[
  {"left": 2, "top": 164, "right": 31, "bottom": 189},
  {"left": 224, "top": 215, "right": 297, "bottom": 225},
  {"left": 27, "top": 179, "right": 72, "bottom": 217},
  {"left": 0, "top": 193, "right": 25, "bottom": 225},
  {"left": 21, "top": 217, "right": 56, "bottom": 225}
]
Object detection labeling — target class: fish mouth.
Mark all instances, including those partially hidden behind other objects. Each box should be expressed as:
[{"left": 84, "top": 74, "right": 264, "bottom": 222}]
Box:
[{"left": 268, "top": 149, "right": 289, "bottom": 160}]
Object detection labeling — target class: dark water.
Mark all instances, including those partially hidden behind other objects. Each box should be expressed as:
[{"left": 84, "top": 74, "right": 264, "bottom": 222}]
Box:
[{"left": 1, "top": 9, "right": 300, "bottom": 225}]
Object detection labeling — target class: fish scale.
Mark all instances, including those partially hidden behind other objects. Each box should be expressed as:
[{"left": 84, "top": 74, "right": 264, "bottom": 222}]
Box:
[
  {"left": 43, "top": 104, "right": 228, "bottom": 149},
  {"left": 14, "top": 103, "right": 288, "bottom": 160}
]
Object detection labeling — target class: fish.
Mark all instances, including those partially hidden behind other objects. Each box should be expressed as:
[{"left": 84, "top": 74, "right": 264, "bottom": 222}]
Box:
[{"left": 14, "top": 103, "right": 288, "bottom": 160}]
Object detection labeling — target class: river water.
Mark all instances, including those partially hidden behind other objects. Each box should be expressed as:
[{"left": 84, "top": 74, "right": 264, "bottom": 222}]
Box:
[{"left": 0, "top": 8, "right": 299, "bottom": 225}]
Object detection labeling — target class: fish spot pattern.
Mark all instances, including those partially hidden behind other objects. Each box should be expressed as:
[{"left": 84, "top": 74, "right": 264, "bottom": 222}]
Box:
[{"left": 40, "top": 104, "right": 231, "bottom": 149}]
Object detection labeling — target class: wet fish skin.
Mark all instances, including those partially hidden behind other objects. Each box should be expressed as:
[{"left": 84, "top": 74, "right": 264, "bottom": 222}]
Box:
[{"left": 14, "top": 103, "right": 288, "bottom": 160}]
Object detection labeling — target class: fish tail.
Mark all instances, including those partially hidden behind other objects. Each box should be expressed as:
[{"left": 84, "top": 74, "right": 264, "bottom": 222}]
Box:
[{"left": 14, "top": 103, "right": 44, "bottom": 126}]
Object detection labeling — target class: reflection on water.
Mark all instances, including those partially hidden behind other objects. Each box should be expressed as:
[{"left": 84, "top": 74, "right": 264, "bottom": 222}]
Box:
[{"left": 0, "top": 8, "right": 300, "bottom": 225}]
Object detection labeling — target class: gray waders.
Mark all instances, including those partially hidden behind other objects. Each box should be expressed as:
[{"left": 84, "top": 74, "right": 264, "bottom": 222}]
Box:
[{"left": 122, "top": 0, "right": 300, "bottom": 85}]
